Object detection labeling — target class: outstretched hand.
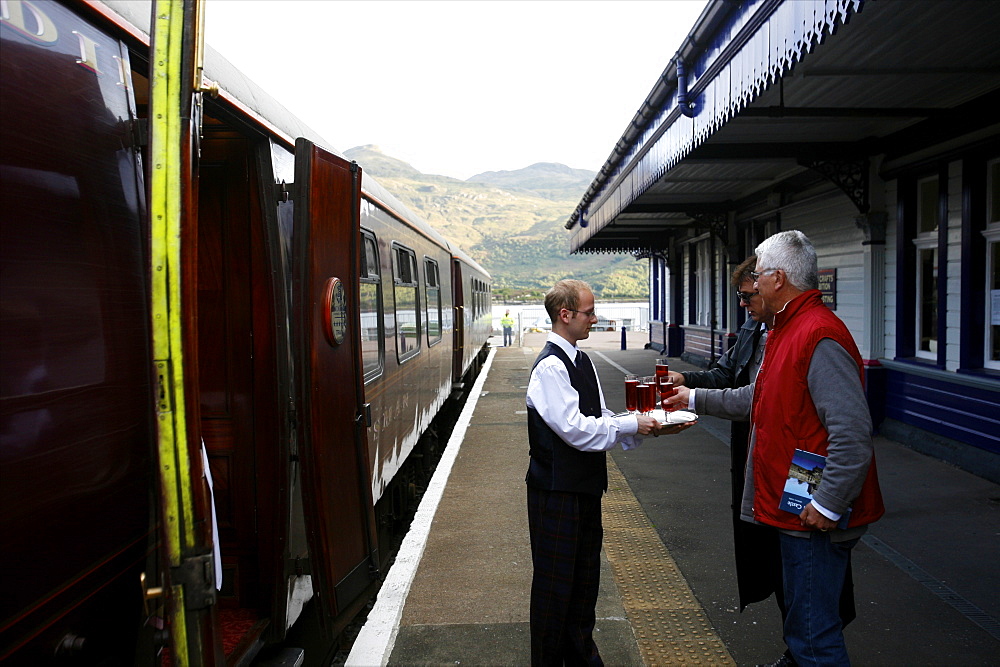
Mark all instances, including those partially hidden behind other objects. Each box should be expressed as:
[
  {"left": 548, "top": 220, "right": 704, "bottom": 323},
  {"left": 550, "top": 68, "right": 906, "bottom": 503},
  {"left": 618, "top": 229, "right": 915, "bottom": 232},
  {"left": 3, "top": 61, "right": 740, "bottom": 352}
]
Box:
[
  {"left": 656, "top": 420, "right": 697, "bottom": 436},
  {"left": 636, "top": 414, "right": 697, "bottom": 437},
  {"left": 662, "top": 386, "right": 690, "bottom": 411}
]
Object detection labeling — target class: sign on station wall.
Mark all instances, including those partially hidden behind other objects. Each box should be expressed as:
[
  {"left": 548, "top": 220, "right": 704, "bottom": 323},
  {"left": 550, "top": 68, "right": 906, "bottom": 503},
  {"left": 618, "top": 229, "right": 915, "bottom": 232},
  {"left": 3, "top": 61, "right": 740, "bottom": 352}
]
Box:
[{"left": 818, "top": 268, "right": 836, "bottom": 310}]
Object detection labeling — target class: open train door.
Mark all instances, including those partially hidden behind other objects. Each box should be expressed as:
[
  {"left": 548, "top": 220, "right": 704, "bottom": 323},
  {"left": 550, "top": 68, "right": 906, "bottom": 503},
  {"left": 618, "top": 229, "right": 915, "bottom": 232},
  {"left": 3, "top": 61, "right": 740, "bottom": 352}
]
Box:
[
  {"left": 291, "top": 140, "right": 379, "bottom": 633},
  {"left": 147, "top": 0, "right": 223, "bottom": 663}
]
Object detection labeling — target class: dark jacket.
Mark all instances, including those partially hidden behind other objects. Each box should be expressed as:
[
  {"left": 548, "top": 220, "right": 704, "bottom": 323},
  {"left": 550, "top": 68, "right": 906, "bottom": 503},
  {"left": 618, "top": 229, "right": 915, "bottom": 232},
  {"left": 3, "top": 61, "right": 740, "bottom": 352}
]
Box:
[
  {"left": 684, "top": 316, "right": 776, "bottom": 610},
  {"left": 683, "top": 316, "right": 763, "bottom": 393}
]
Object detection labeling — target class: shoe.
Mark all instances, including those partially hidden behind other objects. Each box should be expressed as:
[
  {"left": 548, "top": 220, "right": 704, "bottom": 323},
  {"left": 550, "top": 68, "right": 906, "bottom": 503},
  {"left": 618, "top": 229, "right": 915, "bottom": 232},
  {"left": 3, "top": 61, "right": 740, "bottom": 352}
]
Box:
[{"left": 755, "top": 655, "right": 796, "bottom": 667}]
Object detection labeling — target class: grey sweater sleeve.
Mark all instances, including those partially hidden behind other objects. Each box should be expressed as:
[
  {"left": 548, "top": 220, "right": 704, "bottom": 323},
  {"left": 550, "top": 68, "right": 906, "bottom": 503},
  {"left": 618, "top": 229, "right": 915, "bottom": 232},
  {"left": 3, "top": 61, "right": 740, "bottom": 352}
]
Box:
[
  {"left": 694, "top": 383, "right": 754, "bottom": 421},
  {"left": 808, "top": 338, "right": 874, "bottom": 515}
]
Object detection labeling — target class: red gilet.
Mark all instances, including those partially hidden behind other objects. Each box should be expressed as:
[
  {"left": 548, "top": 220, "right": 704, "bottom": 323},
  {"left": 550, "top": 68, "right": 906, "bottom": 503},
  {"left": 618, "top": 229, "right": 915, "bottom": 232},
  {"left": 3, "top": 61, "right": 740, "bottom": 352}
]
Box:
[{"left": 750, "top": 290, "right": 885, "bottom": 530}]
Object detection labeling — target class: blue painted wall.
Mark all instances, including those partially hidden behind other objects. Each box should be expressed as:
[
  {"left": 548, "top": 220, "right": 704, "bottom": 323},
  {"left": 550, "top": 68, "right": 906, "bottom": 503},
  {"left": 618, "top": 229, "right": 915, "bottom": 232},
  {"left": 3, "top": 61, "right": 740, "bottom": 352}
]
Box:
[{"left": 884, "top": 368, "right": 1000, "bottom": 456}]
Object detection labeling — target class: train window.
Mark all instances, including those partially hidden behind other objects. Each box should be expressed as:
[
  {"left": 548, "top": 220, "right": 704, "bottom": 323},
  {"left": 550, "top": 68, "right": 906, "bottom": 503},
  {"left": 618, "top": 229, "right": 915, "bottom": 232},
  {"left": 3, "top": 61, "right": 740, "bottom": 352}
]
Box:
[
  {"left": 424, "top": 258, "right": 442, "bottom": 345},
  {"left": 392, "top": 243, "right": 421, "bottom": 362},
  {"left": 360, "top": 231, "right": 384, "bottom": 381}
]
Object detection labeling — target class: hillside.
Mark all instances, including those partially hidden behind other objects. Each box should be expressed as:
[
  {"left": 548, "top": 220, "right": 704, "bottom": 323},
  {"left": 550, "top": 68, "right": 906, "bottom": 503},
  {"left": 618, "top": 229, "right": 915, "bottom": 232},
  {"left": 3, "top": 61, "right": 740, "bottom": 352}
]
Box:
[{"left": 344, "top": 145, "right": 648, "bottom": 300}]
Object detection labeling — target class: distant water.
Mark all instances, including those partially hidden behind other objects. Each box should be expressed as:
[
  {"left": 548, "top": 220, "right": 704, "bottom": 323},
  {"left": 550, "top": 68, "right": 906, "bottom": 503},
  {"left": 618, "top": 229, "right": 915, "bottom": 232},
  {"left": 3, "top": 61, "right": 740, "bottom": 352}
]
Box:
[{"left": 491, "top": 302, "right": 649, "bottom": 332}]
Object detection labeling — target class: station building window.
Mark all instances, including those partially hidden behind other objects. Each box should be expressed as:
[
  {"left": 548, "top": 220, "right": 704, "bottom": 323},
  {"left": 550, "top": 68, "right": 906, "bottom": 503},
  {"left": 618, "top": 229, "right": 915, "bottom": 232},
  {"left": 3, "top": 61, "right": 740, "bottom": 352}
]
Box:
[
  {"left": 694, "top": 240, "right": 711, "bottom": 326},
  {"left": 392, "top": 243, "right": 421, "bottom": 361},
  {"left": 985, "top": 158, "right": 1000, "bottom": 370},
  {"left": 424, "top": 257, "right": 442, "bottom": 345},
  {"left": 913, "top": 174, "right": 941, "bottom": 360},
  {"left": 360, "top": 231, "right": 383, "bottom": 381}
]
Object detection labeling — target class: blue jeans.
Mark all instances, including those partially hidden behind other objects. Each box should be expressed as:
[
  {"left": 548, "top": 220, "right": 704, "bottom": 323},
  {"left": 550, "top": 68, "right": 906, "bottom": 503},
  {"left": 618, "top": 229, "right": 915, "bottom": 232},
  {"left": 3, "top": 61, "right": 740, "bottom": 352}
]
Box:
[{"left": 779, "top": 532, "right": 859, "bottom": 667}]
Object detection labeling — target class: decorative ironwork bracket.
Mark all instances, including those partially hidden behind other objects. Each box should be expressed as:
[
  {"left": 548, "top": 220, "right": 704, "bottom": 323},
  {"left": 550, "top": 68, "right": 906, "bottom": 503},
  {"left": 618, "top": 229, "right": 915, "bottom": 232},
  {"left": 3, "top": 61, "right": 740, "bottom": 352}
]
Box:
[
  {"left": 633, "top": 248, "right": 668, "bottom": 262},
  {"left": 687, "top": 212, "right": 729, "bottom": 243},
  {"left": 799, "top": 157, "right": 870, "bottom": 214}
]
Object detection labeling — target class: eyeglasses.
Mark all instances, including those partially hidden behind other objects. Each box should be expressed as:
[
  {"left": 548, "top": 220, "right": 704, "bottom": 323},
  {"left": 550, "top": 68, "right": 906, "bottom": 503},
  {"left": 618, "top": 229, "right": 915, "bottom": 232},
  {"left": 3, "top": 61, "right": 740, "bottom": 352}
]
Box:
[
  {"left": 736, "top": 290, "right": 759, "bottom": 304},
  {"left": 750, "top": 268, "right": 779, "bottom": 280},
  {"left": 565, "top": 309, "right": 597, "bottom": 318}
]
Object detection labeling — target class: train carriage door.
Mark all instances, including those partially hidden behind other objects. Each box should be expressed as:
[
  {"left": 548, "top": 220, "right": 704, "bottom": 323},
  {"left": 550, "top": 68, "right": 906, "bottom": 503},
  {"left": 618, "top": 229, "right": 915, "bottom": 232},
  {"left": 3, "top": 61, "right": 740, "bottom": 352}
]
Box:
[
  {"left": 452, "top": 259, "right": 465, "bottom": 385},
  {"left": 291, "top": 140, "right": 378, "bottom": 628},
  {"left": 147, "top": 0, "right": 222, "bottom": 663}
]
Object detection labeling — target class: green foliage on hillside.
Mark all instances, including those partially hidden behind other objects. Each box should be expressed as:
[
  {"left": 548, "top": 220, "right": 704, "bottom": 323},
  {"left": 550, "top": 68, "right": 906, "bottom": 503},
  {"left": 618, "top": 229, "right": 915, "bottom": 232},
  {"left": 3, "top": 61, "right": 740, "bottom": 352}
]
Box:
[{"left": 345, "top": 145, "right": 648, "bottom": 301}]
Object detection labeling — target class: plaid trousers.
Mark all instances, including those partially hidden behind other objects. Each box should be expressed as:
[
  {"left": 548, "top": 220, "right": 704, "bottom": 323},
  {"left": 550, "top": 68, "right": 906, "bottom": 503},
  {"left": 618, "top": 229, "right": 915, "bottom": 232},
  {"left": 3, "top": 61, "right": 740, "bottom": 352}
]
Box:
[{"left": 527, "top": 486, "right": 604, "bottom": 667}]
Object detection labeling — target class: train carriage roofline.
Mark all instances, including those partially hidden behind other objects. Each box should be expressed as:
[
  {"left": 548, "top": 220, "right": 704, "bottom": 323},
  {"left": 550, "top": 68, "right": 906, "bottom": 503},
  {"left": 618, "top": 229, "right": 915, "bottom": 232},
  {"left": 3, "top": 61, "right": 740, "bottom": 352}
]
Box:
[
  {"left": 360, "top": 174, "right": 453, "bottom": 251},
  {"left": 99, "top": 0, "right": 327, "bottom": 150},
  {"left": 449, "top": 243, "right": 490, "bottom": 280},
  {"left": 100, "top": 1, "right": 463, "bottom": 254}
]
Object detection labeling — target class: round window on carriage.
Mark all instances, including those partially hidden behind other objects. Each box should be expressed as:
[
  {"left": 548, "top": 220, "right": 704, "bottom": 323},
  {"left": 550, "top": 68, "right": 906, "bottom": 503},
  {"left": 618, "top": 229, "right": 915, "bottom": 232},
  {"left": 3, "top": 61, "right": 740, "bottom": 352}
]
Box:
[{"left": 322, "top": 277, "right": 348, "bottom": 345}]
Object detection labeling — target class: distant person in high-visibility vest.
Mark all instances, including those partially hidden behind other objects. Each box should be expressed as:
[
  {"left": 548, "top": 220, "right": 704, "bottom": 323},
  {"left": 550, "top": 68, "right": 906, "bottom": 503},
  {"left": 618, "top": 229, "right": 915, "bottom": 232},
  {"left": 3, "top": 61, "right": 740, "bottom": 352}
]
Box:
[{"left": 501, "top": 310, "right": 515, "bottom": 346}]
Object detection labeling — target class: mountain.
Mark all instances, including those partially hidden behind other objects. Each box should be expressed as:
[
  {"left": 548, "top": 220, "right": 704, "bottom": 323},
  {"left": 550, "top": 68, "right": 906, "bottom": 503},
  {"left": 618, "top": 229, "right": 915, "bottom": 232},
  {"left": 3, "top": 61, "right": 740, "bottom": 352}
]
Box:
[
  {"left": 343, "top": 145, "right": 648, "bottom": 300},
  {"left": 467, "top": 162, "right": 596, "bottom": 201}
]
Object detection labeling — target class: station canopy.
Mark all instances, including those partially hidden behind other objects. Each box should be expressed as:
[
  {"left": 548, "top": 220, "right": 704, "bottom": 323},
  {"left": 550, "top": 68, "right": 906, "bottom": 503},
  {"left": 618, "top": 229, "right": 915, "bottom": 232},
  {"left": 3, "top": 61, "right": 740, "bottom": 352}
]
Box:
[{"left": 566, "top": 0, "right": 1000, "bottom": 254}]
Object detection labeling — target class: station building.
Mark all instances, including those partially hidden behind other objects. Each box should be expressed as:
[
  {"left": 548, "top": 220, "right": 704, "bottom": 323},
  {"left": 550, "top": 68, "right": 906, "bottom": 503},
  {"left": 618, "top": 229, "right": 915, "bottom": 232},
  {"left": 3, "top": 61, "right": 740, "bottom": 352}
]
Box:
[{"left": 567, "top": 0, "right": 999, "bottom": 481}]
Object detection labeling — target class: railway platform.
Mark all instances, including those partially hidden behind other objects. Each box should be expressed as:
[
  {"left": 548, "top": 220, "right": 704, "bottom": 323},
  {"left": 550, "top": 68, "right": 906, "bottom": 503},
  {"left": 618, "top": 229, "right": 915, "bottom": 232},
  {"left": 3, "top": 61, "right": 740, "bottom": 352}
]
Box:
[{"left": 345, "top": 331, "right": 1000, "bottom": 667}]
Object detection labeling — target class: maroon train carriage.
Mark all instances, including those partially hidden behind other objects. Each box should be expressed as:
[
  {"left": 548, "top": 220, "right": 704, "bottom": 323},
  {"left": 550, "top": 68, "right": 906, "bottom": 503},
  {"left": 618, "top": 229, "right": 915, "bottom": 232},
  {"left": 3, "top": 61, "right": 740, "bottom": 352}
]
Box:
[
  {"left": 450, "top": 245, "right": 493, "bottom": 390},
  {"left": 0, "top": 0, "right": 491, "bottom": 664}
]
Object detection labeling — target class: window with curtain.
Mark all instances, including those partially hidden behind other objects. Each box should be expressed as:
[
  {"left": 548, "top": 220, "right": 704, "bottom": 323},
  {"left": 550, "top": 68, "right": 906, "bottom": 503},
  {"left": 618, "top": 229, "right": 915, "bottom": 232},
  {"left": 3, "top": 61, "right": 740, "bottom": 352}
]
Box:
[
  {"left": 424, "top": 257, "right": 442, "bottom": 345},
  {"left": 359, "top": 231, "right": 383, "bottom": 381},
  {"left": 392, "top": 244, "right": 420, "bottom": 361}
]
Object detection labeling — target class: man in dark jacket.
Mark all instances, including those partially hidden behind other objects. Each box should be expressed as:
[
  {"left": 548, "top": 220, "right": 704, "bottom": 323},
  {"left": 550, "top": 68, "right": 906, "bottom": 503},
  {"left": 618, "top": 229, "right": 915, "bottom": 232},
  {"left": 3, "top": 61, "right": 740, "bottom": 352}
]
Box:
[{"left": 669, "top": 256, "right": 782, "bottom": 612}]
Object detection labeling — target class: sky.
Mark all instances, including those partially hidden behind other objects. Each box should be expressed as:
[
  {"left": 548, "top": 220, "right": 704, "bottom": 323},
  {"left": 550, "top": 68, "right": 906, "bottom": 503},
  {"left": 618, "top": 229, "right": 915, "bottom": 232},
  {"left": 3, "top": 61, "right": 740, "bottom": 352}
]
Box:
[{"left": 204, "top": 1, "right": 708, "bottom": 181}]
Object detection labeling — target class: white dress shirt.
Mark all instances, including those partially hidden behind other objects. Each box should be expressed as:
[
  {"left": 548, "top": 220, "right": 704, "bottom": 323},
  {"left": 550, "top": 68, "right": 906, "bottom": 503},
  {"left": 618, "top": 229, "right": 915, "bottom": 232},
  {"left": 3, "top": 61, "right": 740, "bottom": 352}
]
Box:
[{"left": 526, "top": 332, "right": 642, "bottom": 452}]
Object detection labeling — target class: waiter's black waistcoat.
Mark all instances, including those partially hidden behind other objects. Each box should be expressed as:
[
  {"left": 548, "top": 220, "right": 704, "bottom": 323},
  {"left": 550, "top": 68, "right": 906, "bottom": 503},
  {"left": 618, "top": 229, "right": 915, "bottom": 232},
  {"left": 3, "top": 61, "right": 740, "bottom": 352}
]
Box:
[{"left": 526, "top": 341, "right": 607, "bottom": 496}]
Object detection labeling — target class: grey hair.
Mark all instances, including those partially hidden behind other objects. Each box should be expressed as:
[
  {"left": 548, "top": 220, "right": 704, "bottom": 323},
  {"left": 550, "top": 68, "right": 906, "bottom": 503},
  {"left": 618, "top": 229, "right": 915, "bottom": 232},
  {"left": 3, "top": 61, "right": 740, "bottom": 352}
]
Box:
[{"left": 754, "top": 230, "right": 818, "bottom": 291}]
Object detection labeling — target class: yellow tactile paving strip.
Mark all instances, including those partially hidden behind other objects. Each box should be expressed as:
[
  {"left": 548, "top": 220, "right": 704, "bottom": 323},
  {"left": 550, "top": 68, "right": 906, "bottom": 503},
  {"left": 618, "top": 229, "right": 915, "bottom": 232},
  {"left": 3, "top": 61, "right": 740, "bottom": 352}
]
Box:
[{"left": 604, "top": 458, "right": 736, "bottom": 666}]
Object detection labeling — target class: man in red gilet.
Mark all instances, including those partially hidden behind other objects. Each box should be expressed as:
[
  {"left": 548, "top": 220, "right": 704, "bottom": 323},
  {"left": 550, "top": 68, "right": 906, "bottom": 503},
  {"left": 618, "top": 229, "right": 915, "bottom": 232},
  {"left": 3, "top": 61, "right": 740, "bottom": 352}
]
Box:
[{"left": 667, "top": 231, "right": 883, "bottom": 667}]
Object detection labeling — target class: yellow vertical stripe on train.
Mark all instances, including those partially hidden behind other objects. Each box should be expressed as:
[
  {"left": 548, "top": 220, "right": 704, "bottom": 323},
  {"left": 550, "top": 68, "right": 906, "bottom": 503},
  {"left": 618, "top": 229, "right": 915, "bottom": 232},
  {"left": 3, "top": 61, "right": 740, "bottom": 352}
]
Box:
[
  {"left": 604, "top": 458, "right": 735, "bottom": 666},
  {"left": 150, "top": 0, "right": 196, "bottom": 664}
]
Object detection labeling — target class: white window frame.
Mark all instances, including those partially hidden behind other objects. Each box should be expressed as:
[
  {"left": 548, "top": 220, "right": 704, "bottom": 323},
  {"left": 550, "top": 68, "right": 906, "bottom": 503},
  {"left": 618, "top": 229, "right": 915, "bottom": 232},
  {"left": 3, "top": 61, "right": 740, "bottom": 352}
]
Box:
[{"left": 913, "top": 235, "right": 938, "bottom": 360}]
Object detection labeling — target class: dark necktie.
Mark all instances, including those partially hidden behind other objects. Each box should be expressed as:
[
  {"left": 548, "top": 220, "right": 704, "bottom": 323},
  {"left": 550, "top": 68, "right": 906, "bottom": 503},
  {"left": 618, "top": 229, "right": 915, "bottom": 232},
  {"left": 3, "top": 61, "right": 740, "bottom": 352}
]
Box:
[{"left": 576, "top": 350, "right": 583, "bottom": 367}]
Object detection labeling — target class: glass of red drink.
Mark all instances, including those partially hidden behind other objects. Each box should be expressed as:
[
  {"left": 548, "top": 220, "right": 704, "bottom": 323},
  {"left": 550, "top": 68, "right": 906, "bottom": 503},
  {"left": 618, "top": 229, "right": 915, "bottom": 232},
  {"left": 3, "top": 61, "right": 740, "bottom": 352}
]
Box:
[
  {"left": 659, "top": 375, "right": 677, "bottom": 411},
  {"left": 655, "top": 358, "right": 669, "bottom": 380},
  {"left": 639, "top": 376, "right": 656, "bottom": 414},
  {"left": 624, "top": 374, "right": 638, "bottom": 413}
]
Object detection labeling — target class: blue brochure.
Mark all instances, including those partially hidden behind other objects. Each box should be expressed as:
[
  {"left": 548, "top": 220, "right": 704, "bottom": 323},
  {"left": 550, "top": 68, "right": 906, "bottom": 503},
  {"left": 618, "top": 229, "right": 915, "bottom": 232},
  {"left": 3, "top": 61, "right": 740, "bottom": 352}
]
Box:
[
  {"left": 780, "top": 449, "right": 826, "bottom": 514},
  {"left": 780, "top": 448, "right": 851, "bottom": 529}
]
